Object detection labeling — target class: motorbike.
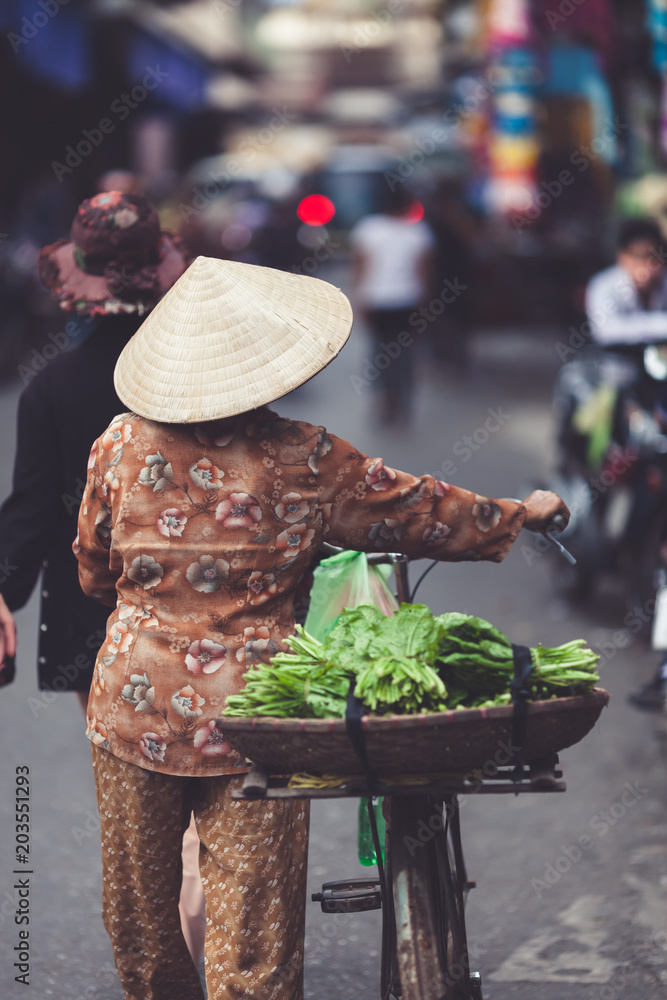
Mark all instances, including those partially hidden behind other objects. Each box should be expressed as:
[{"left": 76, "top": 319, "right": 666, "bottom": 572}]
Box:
[{"left": 550, "top": 341, "right": 667, "bottom": 649}]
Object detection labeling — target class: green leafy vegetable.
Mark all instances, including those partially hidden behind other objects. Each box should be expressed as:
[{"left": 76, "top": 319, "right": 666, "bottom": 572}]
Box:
[
  {"left": 222, "top": 604, "right": 600, "bottom": 718},
  {"left": 434, "top": 613, "right": 600, "bottom": 705}
]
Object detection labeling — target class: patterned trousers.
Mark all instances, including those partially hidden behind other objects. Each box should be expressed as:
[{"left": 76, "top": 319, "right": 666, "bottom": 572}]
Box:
[{"left": 91, "top": 745, "right": 310, "bottom": 1000}]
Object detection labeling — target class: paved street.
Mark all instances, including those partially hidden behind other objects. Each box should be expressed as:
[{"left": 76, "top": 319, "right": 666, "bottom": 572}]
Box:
[{"left": 0, "top": 271, "right": 666, "bottom": 999}]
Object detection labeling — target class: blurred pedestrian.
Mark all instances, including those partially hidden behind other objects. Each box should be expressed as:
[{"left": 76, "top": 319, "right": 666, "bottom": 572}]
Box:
[
  {"left": 350, "top": 185, "right": 435, "bottom": 424},
  {"left": 0, "top": 190, "right": 206, "bottom": 965},
  {"left": 76, "top": 253, "right": 568, "bottom": 999}
]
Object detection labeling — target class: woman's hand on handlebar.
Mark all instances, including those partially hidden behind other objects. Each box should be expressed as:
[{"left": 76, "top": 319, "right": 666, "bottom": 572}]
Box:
[{"left": 520, "top": 490, "right": 570, "bottom": 533}]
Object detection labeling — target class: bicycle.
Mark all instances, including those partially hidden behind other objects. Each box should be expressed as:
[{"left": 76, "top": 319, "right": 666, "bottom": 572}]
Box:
[{"left": 222, "top": 532, "right": 608, "bottom": 1000}]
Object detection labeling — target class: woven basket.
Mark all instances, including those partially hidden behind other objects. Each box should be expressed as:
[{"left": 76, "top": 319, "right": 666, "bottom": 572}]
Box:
[{"left": 219, "top": 688, "right": 609, "bottom": 777}]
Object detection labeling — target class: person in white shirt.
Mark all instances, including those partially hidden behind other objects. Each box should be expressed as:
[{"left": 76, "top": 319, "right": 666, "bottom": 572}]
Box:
[
  {"left": 350, "top": 186, "right": 435, "bottom": 424},
  {"left": 586, "top": 218, "right": 667, "bottom": 347},
  {"left": 587, "top": 218, "right": 667, "bottom": 710}
]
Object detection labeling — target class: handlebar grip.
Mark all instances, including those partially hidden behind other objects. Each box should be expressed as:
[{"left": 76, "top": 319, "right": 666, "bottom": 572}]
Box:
[{"left": 547, "top": 513, "right": 567, "bottom": 534}]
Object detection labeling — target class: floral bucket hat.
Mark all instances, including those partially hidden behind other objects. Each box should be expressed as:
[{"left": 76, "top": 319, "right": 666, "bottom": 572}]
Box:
[
  {"left": 38, "top": 191, "right": 190, "bottom": 317},
  {"left": 114, "top": 255, "right": 353, "bottom": 423}
]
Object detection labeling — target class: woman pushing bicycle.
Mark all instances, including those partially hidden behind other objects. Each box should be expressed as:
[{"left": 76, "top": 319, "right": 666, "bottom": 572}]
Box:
[{"left": 72, "top": 256, "right": 569, "bottom": 1000}]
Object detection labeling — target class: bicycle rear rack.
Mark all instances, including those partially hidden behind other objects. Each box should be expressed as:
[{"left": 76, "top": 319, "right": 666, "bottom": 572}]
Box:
[{"left": 233, "top": 755, "right": 565, "bottom": 801}]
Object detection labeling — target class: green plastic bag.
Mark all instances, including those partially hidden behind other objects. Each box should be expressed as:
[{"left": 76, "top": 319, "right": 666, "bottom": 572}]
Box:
[{"left": 304, "top": 550, "right": 399, "bottom": 642}]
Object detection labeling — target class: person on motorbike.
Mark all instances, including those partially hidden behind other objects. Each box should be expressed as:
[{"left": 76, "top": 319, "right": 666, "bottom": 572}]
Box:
[
  {"left": 586, "top": 218, "right": 667, "bottom": 710},
  {"left": 558, "top": 219, "right": 667, "bottom": 472}
]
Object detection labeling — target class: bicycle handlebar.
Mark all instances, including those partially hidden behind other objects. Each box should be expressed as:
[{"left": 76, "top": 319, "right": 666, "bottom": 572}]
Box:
[
  {"left": 543, "top": 517, "right": 577, "bottom": 565},
  {"left": 501, "top": 502, "right": 576, "bottom": 565},
  {"left": 320, "top": 542, "right": 408, "bottom": 567}
]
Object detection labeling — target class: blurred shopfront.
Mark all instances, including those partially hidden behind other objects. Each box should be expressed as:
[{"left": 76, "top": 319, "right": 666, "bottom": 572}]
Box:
[{"left": 0, "top": 0, "right": 666, "bottom": 366}]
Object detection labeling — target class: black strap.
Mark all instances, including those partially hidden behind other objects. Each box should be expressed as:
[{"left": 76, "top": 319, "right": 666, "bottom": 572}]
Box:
[
  {"left": 345, "top": 679, "right": 389, "bottom": 796},
  {"left": 509, "top": 644, "right": 533, "bottom": 784}
]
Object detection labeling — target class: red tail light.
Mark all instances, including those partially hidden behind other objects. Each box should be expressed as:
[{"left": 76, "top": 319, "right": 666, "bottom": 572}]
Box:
[{"left": 297, "top": 195, "right": 335, "bottom": 226}]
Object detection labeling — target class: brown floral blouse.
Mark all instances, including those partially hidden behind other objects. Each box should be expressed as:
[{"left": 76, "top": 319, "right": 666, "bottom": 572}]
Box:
[{"left": 76, "top": 406, "right": 526, "bottom": 776}]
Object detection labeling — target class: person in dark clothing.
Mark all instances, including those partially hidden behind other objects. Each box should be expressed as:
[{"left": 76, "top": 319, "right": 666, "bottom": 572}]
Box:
[
  {"left": 0, "top": 190, "right": 189, "bottom": 705},
  {"left": 0, "top": 190, "right": 207, "bottom": 965},
  {"left": 0, "top": 314, "right": 143, "bottom": 706}
]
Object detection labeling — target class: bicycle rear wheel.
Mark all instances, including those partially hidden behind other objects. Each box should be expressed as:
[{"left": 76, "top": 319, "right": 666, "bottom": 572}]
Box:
[{"left": 382, "top": 794, "right": 478, "bottom": 1000}]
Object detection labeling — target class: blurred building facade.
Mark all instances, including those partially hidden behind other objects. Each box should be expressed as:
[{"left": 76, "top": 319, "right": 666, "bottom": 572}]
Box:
[
  {"left": 0, "top": 1, "right": 662, "bottom": 230},
  {"left": 0, "top": 0, "right": 665, "bottom": 351}
]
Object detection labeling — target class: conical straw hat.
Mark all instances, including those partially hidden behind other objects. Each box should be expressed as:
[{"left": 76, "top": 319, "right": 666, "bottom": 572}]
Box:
[{"left": 114, "top": 255, "right": 353, "bottom": 422}]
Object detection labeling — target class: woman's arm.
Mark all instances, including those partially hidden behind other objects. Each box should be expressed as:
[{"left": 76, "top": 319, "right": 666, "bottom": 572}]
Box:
[{"left": 317, "top": 433, "right": 567, "bottom": 563}]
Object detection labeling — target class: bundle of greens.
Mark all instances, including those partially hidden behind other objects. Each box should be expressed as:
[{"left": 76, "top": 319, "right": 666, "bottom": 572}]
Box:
[
  {"left": 222, "top": 604, "right": 600, "bottom": 719},
  {"left": 326, "top": 603, "right": 449, "bottom": 713},
  {"left": 435, "top": 612, "right": 600, "bottom": 708},
  {"left": 224, "top": 628, "right": 351, "bottom": 718}
]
